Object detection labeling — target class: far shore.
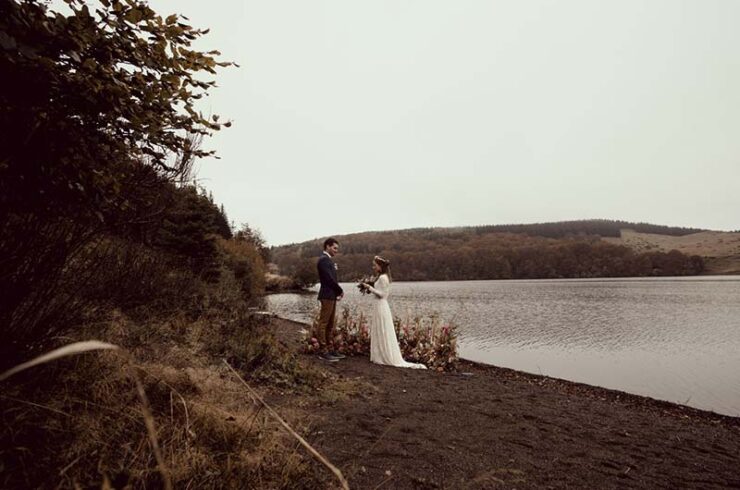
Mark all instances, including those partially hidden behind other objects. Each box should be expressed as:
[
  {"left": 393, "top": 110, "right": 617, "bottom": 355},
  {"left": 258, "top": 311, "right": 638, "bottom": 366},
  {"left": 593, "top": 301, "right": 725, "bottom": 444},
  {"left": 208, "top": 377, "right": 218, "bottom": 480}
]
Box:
[{"left": 267, "top": 273, "right": 740, "bottom": 295}]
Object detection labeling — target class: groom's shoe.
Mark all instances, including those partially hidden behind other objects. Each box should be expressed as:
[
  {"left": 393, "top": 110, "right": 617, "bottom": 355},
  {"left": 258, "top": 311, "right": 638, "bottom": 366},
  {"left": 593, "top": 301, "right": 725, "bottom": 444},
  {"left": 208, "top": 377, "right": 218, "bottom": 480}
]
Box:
[
  {"left": 318, "top": 352, "right": 339, "bottom": 362},
  {"left": 328, "top": 351, "right": 346, "bottom": 359}
]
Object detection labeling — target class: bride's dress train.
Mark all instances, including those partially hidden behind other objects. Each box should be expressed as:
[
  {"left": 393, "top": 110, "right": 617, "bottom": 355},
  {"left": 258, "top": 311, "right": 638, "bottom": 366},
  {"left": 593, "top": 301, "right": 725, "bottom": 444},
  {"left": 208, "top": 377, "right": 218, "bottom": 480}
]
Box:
[{"left": 366, "top": 274, "right": 426, "bottom": 370}]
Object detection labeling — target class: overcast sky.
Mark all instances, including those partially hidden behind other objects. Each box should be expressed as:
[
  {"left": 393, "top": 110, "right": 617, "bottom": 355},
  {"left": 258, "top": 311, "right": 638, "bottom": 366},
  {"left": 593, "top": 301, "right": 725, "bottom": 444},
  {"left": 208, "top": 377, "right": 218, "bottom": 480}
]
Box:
[{"left": 150, "top": 0, "right": 739, "bottom": 245}]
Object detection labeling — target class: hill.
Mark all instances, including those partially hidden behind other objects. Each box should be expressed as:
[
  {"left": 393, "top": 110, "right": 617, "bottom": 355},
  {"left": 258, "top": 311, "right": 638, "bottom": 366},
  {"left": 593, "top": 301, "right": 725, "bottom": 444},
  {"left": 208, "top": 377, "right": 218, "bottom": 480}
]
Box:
[
  {"left": 604, "top": 229, "right": 740, "bottom": 274},
  {"left": 270, "top": 220, "right": 724, "bottom": 283}
]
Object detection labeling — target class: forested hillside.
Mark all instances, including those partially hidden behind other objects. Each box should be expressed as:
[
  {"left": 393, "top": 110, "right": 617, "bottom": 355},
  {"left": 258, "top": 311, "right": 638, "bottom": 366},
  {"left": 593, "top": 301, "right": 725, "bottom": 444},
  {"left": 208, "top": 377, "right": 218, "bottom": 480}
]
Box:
[{"left": 271, "top": 220, "right": 706, "bottom": 283}]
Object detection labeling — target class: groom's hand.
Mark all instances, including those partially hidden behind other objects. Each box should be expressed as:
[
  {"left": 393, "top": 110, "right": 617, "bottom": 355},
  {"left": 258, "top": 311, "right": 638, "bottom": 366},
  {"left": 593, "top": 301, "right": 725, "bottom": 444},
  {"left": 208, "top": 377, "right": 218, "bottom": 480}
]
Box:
[{"left": 337, "top": 293, "right": 344, "bottom": 301}]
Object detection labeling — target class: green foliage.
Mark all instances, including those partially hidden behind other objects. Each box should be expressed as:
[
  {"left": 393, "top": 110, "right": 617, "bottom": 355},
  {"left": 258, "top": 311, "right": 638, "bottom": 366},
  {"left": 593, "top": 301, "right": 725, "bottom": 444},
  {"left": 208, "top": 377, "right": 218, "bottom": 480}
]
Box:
[
  {"left": 0, "top": 0, "right": 234, "bottom": 364},
  {"left": 216, "top": 204, "right": 232, "bottom": 239},
  {"left": 291, "top": 259, "right": 318, "bottom": 289},
  {"left": 153, "top": 185, "right": 233, "bottom": 281},
  {"left": 1, "top": 0, "right": 233, "bottom": 218}
]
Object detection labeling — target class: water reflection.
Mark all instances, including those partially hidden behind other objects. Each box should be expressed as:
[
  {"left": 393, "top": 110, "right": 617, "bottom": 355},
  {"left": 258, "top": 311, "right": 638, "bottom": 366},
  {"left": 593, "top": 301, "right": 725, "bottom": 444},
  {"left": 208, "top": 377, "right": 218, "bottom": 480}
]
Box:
[{"left": 267, "top": 276, "right": 740, "bottom": 416}]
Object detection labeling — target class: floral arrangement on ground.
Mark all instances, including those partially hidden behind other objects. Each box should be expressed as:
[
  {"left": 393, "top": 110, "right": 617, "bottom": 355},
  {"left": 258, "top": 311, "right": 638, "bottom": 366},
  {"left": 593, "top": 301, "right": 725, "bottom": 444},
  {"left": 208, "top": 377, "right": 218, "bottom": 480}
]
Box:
[{"left": 303, "top": 307, "right": 459, "bottom": 371}]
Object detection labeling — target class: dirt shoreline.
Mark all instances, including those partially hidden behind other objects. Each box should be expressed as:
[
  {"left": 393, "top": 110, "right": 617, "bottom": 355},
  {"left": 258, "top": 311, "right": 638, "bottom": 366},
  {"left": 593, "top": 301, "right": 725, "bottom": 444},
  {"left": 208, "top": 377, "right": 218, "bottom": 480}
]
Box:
[{"left": 269, "top": 317, "right": 740, "bottom": 489}]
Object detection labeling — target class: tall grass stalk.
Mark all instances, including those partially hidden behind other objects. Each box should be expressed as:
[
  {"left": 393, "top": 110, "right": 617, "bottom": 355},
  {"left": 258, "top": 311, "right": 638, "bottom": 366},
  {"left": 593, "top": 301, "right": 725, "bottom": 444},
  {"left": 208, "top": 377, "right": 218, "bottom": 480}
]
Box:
[
  {"left": 0, "top": 340, "right": 118, "bottom": 382},
  {"left": 224, "top": 360, "right": 350, "bottom": 490}
]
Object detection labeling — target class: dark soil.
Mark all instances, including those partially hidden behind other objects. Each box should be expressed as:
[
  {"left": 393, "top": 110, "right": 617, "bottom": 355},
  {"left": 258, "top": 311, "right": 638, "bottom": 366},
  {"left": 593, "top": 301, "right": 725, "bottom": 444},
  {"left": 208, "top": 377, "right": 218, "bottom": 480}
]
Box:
[{"left": 269, "top": 318, "right": 740, "bottom": 489}]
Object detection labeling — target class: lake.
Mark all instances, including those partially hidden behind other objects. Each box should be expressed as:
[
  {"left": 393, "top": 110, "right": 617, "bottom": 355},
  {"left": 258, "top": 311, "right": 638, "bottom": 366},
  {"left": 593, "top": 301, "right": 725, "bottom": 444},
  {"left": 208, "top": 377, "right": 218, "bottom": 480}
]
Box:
[{"left": 266, "top": 276, "right": 740, "bottom": 417}]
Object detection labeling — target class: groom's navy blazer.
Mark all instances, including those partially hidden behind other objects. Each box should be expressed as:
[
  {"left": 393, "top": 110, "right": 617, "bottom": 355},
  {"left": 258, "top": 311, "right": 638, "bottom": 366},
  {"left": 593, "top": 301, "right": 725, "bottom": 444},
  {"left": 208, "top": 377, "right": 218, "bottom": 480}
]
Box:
[{"left": 317, "top": 253, "right": 343, "bottom": 300}]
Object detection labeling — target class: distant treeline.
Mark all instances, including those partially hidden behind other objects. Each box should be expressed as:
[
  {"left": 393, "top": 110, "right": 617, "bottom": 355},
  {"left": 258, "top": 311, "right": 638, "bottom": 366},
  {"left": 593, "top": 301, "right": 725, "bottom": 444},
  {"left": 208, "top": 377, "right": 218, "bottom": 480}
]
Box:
[
  {"left": 467, "top": 219, "right": 705, "bottom": 238},
  {"left": 271, "top": 221, "right": 705, "bottom": 283}
]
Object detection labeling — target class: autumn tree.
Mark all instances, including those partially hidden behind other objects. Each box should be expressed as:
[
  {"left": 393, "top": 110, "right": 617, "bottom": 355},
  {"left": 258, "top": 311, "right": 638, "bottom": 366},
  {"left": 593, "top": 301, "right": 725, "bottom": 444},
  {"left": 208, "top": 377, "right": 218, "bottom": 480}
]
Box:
[{"left": 235, "top": 224, "right": 270, "bottom": 262}]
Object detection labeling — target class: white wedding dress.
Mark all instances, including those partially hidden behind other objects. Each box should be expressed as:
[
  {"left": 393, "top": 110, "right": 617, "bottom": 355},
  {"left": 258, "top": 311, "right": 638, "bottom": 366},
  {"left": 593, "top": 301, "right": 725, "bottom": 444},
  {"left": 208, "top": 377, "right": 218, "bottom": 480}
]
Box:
[{"left": 365, "top": 274, "right": 427, "bottom": 370}]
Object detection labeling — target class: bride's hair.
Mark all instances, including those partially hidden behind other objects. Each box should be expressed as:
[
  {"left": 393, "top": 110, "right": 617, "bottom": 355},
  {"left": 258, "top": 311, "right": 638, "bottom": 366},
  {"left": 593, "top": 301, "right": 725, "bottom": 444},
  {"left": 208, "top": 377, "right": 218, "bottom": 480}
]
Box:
[{"left": 373, "top": 256, "right": 392, "bottom": 282}]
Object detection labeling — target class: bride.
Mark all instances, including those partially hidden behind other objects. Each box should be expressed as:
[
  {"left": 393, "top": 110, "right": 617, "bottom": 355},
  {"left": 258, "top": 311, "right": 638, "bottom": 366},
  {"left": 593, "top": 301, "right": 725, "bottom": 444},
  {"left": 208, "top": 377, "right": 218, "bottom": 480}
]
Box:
[{"left": 359, "top": 256, "right": 427, "bottom": 370}]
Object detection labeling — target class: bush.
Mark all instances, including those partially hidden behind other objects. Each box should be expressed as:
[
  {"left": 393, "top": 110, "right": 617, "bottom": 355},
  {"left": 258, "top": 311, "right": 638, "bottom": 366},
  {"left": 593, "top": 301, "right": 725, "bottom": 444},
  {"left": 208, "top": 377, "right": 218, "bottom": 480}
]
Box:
[
  {"left": 265, "top": 273, "right": 299, "bottom": 293},
  {"left": 0, "top": 215, "right": 91, "bottom": 368},
  {"left": 0, "top": 230, "right": 210, "bottom": 369},
  {"left": 216, "top": 236, "right": 266, "bottom": 299},
  {"left": 77, "top": 237, "right": 199, "bottom": 309}
]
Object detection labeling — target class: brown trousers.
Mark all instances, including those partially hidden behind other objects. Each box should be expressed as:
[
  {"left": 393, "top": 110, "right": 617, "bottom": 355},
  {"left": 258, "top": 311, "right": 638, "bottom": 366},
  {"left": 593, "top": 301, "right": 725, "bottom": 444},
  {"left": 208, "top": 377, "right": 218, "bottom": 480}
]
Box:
[{"left": 317, "top": 299, "right": 337, "bottom": 350}]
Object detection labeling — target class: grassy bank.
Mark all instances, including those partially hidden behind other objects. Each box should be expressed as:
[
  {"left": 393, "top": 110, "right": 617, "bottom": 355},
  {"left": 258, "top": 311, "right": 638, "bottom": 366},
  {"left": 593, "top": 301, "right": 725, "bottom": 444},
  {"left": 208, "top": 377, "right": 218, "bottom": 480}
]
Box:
[{"left": 0, "top": 282, "right": 331, "bottom": 488}]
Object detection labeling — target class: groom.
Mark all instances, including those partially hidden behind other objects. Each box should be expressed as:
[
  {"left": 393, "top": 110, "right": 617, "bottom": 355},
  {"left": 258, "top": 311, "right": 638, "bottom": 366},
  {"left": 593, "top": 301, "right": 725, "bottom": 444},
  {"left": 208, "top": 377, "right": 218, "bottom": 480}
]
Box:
[{"left": 316, "top": 238, "right": 345, "bottom": 362}]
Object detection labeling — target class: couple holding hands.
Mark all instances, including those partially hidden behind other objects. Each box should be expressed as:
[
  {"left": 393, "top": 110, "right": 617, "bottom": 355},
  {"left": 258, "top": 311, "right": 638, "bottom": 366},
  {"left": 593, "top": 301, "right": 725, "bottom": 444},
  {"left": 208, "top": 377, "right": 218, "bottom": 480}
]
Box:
[{"left": 316, "top": 238, "right": 426, "bottom": 370}]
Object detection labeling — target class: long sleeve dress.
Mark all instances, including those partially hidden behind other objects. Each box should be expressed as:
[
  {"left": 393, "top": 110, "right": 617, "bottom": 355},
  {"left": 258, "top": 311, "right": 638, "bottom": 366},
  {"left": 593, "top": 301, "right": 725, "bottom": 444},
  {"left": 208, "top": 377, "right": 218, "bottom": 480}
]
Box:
[{"left": 365, "top": 274, "right": 427, "bottom": 369}]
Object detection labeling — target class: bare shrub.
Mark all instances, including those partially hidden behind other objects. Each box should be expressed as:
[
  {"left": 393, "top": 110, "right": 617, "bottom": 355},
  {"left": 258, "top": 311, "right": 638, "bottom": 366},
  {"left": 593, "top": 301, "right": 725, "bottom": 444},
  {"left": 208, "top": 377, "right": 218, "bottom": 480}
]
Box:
[{"left": 77, "top": 237, "right": 202, "bottom": 311}]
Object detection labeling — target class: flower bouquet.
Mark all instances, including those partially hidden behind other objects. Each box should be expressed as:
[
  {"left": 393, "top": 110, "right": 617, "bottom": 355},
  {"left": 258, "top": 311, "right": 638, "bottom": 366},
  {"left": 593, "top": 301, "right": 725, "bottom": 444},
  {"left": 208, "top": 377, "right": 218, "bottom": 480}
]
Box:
[{"left": 356, "top": 275, "right": 376, "bottom": 295}]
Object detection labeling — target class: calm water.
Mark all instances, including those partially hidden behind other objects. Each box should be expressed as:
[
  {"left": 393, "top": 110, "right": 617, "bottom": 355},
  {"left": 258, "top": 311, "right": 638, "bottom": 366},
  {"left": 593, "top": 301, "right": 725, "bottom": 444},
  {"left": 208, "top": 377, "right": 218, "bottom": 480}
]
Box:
[{"left": 267, "top": 276, "right": 740, "bottom": 417}]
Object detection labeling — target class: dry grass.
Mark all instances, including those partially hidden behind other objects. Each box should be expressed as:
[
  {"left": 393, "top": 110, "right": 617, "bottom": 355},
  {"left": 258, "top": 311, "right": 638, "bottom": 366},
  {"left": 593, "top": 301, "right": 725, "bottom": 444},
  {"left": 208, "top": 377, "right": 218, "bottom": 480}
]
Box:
[
  {"left": 318, "top": 378, "right": 377, "bottom": 405},
  {"left": 223, "top": 360, "right": 350, "bottom": 490},
  {"left": 604, "top": 229, "right": 740, "bottom": 273},
  {"left": 0, "top": 341, "right": 118, "bottom": 382},
  {"left": 604, "top": 230, "right": 740, "bottom": 257},
  {"left": 0, "top": 301, "right": 327, "bottom": 489}
]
